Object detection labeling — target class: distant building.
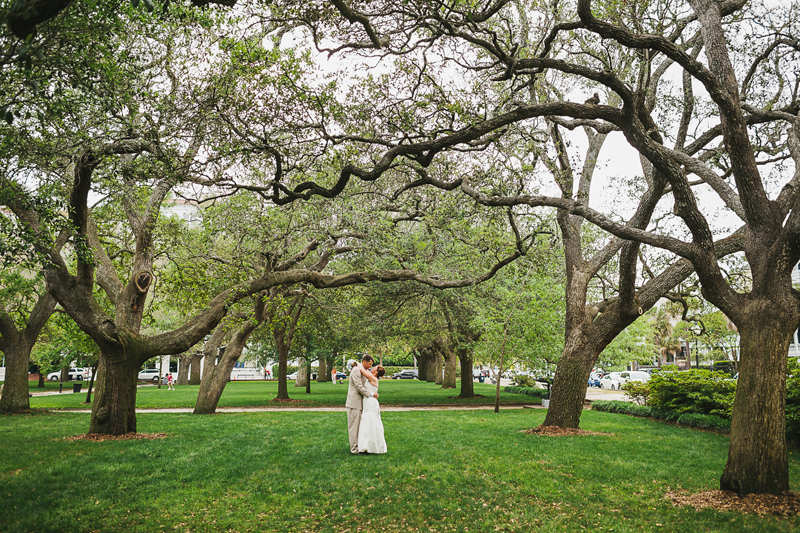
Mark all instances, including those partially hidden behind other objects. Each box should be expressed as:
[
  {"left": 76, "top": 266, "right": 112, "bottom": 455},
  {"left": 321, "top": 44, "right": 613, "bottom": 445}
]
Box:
[{"left": 162, "top": 197, "right": 200, "bottom": 224}]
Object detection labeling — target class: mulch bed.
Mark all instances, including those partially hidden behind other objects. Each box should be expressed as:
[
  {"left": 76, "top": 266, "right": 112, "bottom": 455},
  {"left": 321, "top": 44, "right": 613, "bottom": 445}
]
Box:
[
  {"left": 667, "top": 489, "right": 800, "bottom": 516},
  {"left": 65, "top": 432, "right": 167, "bottom": 442},
  {"left": 522, "top": 425, "right": 614, "bottom": 437}
]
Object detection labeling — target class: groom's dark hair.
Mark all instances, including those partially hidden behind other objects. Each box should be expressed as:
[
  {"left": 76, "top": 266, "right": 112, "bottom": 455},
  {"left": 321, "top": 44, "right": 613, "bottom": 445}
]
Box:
[{"left": 361, "top": 354, "right": 374, "bottom": 364}]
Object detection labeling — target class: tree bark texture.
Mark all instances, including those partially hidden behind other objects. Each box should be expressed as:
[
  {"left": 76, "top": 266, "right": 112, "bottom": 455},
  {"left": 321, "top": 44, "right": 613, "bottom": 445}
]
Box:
[
  {"left": 434, "top": 348, "right": 443, "bottom": 385},
  {"left": 189, "top": 352, "right": 203, "bottom": 385},
  {"left": 543, "top": 328, "right": 600, "bottom": 427},
  {"left": 457, "top": 349, "right": 474, "bottom": 398},
  {"left": 88, "top": 348, "right": 141, "bottom": 434},
  {"left": 416, "top": 345, "right": 434, "bottom": 382},
  {"left": 275, "top": 341, "right": 290, "bottom": 400},
  {"left": 0, "top": 344, "right": 31, "bottom": 412},
  {"left": 433, "top": 338, "right": 457, "bottom": 389},
  {"left": 318, "top": 357, "right": 328, "bottom": 382},
  {"left": 0, "top": 292, "right": 57, "bottom": 412},
  {"left": 719, "top": 311, "right": 792, "bottom": 495},
  {"left": 296, "top": 357, "right": 309, "bottom": 388},
  {"left": 177, "top": 353, "right": 193, "bottom": 385},
  {"left": 195, "top": 310, "right": 263, "bottom": 414}
]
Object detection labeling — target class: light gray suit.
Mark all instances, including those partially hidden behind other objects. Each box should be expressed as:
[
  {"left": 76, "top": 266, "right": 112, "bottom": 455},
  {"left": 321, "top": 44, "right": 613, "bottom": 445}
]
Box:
[{"left": 346, "top": 365, "right": 374, "bottom": 453}]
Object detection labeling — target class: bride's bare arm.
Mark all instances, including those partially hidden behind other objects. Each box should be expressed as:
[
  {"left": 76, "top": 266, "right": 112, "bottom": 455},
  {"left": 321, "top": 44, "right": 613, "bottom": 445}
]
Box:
[{"left": 356, "top": 363, "right": 378, "bottom": 386}]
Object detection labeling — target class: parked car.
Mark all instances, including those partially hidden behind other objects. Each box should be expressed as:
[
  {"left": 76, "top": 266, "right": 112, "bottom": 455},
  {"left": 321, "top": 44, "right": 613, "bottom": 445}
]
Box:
[
  {"left": 335, "top": 372, "right": 348, "bottom": 380},
  {"left": 600, "top": 372, "right": 622, "bottom": 390},
  {"left": 287, "top": 372, "right": 298, "bottom": 380},
  {"left": 588, "top": 372, "right": 601, "bottom": 388},
  {"left": 616, "top": 371, "right": 651, "bottom": 387},
  {"left": 137, "top": 368, "right": 162, "bottom": 382},
  {"left": 47, "top": 368, "right": 89, "bottom": 381},
  {"left": 392, "top": 369, "right": 418, "bottom": 380}
]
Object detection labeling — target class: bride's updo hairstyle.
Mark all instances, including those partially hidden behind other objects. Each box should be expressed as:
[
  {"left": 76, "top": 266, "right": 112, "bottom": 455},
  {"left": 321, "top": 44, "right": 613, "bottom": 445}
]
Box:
[{"left": 375, "top": 365, "right": 386, "bottom": 378}]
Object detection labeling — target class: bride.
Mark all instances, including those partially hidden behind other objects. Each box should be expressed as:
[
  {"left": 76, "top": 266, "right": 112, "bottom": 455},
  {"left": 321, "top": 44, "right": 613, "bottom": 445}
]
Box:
[{"left": 356, "top": 363, "right": 387, "bottom": 454}]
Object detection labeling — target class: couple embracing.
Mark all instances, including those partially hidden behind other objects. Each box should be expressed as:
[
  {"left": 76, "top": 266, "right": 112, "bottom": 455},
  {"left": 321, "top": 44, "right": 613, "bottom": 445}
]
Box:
[{"left": 346, "top": 355, "right": 387, "bottom": 454}]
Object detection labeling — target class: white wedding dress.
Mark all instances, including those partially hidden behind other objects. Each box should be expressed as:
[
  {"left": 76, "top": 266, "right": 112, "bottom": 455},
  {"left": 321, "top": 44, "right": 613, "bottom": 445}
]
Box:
[{"left": 358, "top": 381, "right": 387, "bottom": 454}]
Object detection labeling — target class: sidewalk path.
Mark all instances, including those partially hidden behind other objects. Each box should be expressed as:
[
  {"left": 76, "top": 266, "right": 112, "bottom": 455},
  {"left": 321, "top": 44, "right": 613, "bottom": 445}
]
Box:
[
  {"left": 51, "top": 404, "right": 542, "bottom": 414},
  {"left": 31, "top": 383, "right": 159, "bottom": 397},
  {"left": 41, "top": 385, "right": 629, "bottom": 413}
]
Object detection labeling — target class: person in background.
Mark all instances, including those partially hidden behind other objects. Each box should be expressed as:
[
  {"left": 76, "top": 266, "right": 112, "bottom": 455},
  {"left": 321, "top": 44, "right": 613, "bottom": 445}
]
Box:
[{"left": 332, "top": 368, "right": 338, "bottom": 385}]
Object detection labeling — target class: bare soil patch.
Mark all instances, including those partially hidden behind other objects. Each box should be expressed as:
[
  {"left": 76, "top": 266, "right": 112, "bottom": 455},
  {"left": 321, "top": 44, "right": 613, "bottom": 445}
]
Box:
[
  {"left": 65, "top": 432, "right": 167, "bottom": 442},
  {"left": 667, "top": 489, "right": 800, "bottom": 516},
  {"left": 523, "top": 425, "right": 614, "bottom": 437}
]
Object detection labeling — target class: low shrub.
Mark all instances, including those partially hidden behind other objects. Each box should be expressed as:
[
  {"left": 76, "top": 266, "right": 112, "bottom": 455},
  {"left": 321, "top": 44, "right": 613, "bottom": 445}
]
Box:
[
  {"left": 591, "top": 400, "right": 653, "bottom": 417},
  {"left": 676, "top": 413, "right": 731, "bottom": 432},
  {"left": 504, "top": 386, "right": 548, "bottom": 398},
  {"left": 622, "top": 381, "right": 650, "bottom": 405},
  {"left": 512, "top": 374, "right": 538, "bottom": 388},
  {"left": 648, "top": 369, "right": 735, "bottom": 417},
  {"left": 786, "top": 375, "right": 800, "bottom": 442},
  {"left": 592, "top": 400, "right": 730, "bottom": 432}
]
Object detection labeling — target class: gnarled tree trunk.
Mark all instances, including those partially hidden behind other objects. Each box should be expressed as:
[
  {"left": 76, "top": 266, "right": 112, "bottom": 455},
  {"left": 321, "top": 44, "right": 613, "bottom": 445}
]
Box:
[
  {"left": 189, "top": 352, "right": 203, "bottom": 385},
  {"left": 275, "top": 339, "right": 291, "bottom": 399},
  {"left": 195, "top": 303, "right": 264, "bottom": 415},
  {"left": 0, "top": 291, "right": 57, "bottom": 412},
  {"left": 434, "top": 337, "right": 457, "bottom": 389},
  {"left": 415, "top": 345, "right": 433, "bottom": 382},
  {"left": 177, "top": 352, "right": 193, "bottom": 385},
  {"left": 0, "top": 343, "right": 32, "bottom": 412},
  {"left": 457, "top": 348, "right": 475, "bottom": 398},
  {"left": 719, "top": 309, "right": 793, "bottom": 495},
  {"left": 296, "top": 357, "right": 309, "bottom": 388},
  {"left": 89, "top": 345, "right": 144, "bottom": 435},
  {"left": 543, "top": 328, "right": 601, "bottom": 427}
]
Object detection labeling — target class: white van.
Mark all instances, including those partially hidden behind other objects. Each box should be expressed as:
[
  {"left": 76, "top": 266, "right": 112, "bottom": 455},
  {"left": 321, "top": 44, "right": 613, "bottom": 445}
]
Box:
[
  {"left": 600, "top": 372, "right": 622, "bottom": 390},
  {"left": 617, "top": 371, "right": 651, "bottom": 386}
]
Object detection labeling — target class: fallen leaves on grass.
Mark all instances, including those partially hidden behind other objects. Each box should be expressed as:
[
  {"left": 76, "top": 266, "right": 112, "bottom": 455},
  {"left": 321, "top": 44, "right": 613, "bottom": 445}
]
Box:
[
  {"left": 65, "top": 432, "right": 167, "bottom": 442},
  {"left": 268, "top": 398, "right": 313, "bottom": 404},
  {"left": 522, "top": 425, "right": 614, "bottom": 437},
  {"left": 667, "top": 489, "right": 800, "bottom": 516}
]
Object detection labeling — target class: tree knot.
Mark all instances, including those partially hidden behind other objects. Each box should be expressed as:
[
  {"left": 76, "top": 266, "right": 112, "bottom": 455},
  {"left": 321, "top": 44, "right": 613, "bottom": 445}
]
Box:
[{"left": 135, "top": 271, "right": 152, "bottom": 293}]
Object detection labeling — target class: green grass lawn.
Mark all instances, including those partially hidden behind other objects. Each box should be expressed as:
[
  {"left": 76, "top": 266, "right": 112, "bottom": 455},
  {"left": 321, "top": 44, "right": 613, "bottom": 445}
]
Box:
[
  {"left": 1, "top": 409, "right": 798, "bottom": 532},
  {"left": 28, "top": 379, "right": 534, "bottom": 410}
]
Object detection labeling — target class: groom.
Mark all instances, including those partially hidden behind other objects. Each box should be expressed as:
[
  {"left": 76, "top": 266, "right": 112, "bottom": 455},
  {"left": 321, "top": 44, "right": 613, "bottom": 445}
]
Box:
[{"left": 346, "top": 354, "right": 379, "bottom": 454}]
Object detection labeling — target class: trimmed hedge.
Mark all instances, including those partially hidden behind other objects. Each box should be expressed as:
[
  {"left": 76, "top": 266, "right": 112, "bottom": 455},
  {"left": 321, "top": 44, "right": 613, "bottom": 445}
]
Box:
[
  {"left": 503, "top": 386, "right": 548, "bottom": 398},
  {"left": 646, "top": 369, "right": 735, "bottom": 417},
  {"left": 592, "top": 400, "right": 731, "bottom": 432},
  {"left": 787, "top": 375, "right": 800, "bottom": 442},
  {"left": 511, "top": 375, "right": 538, "bottom": 388}
]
